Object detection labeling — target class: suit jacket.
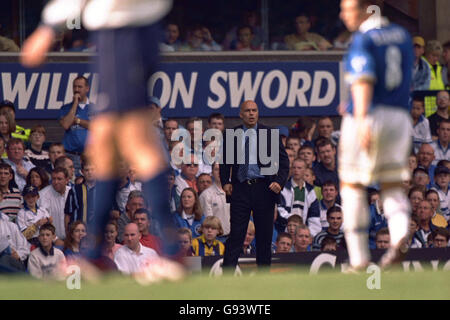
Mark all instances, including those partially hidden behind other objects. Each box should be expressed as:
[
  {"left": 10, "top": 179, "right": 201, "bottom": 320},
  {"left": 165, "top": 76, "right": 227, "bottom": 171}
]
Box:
[{"left": 219, "top": 123, "right": 289, "bottom": 190}]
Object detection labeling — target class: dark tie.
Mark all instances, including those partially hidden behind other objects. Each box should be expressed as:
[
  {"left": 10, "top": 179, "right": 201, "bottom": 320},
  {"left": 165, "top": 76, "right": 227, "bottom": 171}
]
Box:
[{"left": 238, "top": 136, "right": 249, "bottom": 182}]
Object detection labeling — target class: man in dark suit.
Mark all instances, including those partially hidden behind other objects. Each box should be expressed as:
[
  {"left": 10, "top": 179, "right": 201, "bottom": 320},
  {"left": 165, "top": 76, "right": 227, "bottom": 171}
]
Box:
[{"left": 219, "top": 100, "right": 289, "bottom": 270}]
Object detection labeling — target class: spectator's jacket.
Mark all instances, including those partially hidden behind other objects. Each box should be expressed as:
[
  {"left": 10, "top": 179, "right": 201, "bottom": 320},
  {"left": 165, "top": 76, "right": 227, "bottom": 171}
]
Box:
[
  {"left": 173, "top": 211, "right": 205, "bottom": 239},
  {"left": 412, "top": 115, "right": 432, "bottom": 154},
  {"left": 12, "top": 125, "right": 30, "bottom": 142},
  {"left": 431, "top": 183, "right": 450, "bottom": 222},
  {"left": 191, "top": 235, "right": 225, "bottom": 257},
  {"left": 276, "top": 179, "right": 321, "bottom": 237},
  {"left": 412, "top": 57, "right": 431, "bottom": 91},
  {"left": 312, "top": 229, "right": 345, "bottom": 250},
  {"left": 368, "top": 203, "right": 388, "bottom": 249}
]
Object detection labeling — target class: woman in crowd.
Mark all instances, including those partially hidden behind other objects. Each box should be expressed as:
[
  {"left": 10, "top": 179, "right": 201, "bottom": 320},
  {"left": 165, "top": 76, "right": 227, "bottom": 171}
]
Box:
[
  {"left": 102, "top": 220, "right": 122, "bottom": 261},
  {"left": 26, "top": 167, "right": 50, "bottom": 191},
  {"left": 63, "top": 221, "right": 87, "bottom": 258},
  {"left": 173, "top": 187, "right": 205, "bottom": 238}
]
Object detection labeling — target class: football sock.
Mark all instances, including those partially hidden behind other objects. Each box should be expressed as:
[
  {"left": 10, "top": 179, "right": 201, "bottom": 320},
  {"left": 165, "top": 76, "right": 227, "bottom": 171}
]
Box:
[{"left": 381, "top": 187, "right": 410, "bottom": 247}]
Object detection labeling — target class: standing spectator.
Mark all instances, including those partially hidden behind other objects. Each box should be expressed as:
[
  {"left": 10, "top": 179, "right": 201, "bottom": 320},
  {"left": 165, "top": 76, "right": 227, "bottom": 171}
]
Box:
[
  {"left": 426, "top": 189, "right": 448, "bottom": 227},
  {"left": 411, "top": 97, "right": 432, "bottom": 154},
  {"left": 312, "top": 206, "right": 344, "bottom": 250},
  {"left": 101, "top": 220, "right": 121, "bottom": 260},
  {"left": 0, "top": 163, "right": 22, "bottom": 223},
  {"left": 45, "top": 142, "right": 65, "bottom": 175},
  {"left": 196, "top": 173, "right": 212, "bottom": 195},
  {"left": 428, "top": 91, "right": 450, "bottom": 138},
  {"left": 163, "top": 119, "right": 179, "bottom": 149},
  {"left": 199, "top": 163, "right": 231, "bottom": 237},
  {"left": 191, "top": 216, "right": 225, "bottom": 257},
  {"left": 113, "top": 223, "right": 159, "bottom": 275},
  {"left": 24, "top": 125, "right": 51, "bottom": 169},
  {"left": 319, "top": 181, "right": 341, "bottom": 229},
  {"left": 117, "top": 190, "right": 145, "bottom": 242},
  {"left": 293, "top": 225, "right": 312, "bottom": 252},
  {"left": 431, "top": 119, "right": 450, "bottom": 164},
  {"left": 284, "top": 13, "right": 332, "bottom": 51},
  {"left": 276, "top": 158, "right": 320, "bottom": 236},
  {"left": 162, "top": 23, "right": 182, "bottom": 51},
  {"left": 173, "top": 188, "right": 205, "bottom": 239},
  {"left": 16, "top": 185, "right": 51, "bottom": 246},
  {"left": 27, "top": 223, "right": 66, "bottom": 279},
  {"left": 38, "top": 167, "right": 71, "bottom": 240},
  {"left": 133, "top": 208, "right": 162, "bottom": 254},
  {"left": 431, "top": 166, "right": 450, "bottom": 222},
  {"left": 59, "top": 76, "right": 93, "bottom": 177},
  {"left": 115, "top": 161, "right": 140, "bottom": 214},
  {"left": 411, "top": 36, "right": 431, "bottom": 91},
  {"left": 313, "top": 139, "right": 339, "bottom": 187},
  {"left": 274, "top": 232, "right": 293, "bottom": 253},
  {"left": 4, "top": 138, "right": 35, "bottom": 192},
  {"left": 431, "top": 228, "right": 449, "bottom": 248},
  {"left": 63, "top": 220, "right": 87, "bottom": 258},
  {"left": 423, "top": 40, "right": 446, "bottom": 116},
  {"left": 375, "top": 228, "right": 391, "bottom": 249},
  {"left": 26, "top": 167, "right": 50, "bottom": 191},
  {"left": 0, "top": 100, "right": 30, "bottom": 142},
  {"left": 175, "top": 154, "right": 199, "bottom": 197},
  {"left": 177, "top": 228, "right": 194, "bottom": 257}
]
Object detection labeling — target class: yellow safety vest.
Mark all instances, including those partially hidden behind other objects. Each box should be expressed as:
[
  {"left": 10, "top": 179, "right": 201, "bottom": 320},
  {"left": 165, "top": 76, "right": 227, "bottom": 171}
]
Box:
[
  {"left": 12, "top": 124, "right": 30, "bottom": 142},
  {"left": 423, "top": 58, "right": 445, "bottom": 117}
]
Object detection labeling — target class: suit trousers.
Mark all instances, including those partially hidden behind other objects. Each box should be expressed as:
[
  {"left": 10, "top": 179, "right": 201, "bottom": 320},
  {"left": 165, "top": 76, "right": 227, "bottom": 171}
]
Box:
[{"left": 223, "top": 178, "right": 276, "bottom": 268}]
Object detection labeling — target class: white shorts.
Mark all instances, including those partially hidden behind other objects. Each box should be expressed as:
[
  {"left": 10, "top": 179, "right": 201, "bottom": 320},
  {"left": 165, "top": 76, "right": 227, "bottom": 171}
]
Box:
[{"left": 338, "top": 106, "right": 413, "bottom": 186}]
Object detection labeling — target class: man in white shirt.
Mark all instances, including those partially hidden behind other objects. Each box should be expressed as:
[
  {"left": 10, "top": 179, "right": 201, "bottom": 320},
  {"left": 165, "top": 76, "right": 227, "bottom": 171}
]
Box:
[
  {"left": 114, "top": 223, "right": 158, "bottom": 275},
  {"left": 4, "top": 138, "right": 35, "bottom": 192},
  {"left": 0, "top": 215, "right": 30, "bottom": 265},
  {"left": 431, "top": 119, "right": 450, "bottom": 165},
  {"left": 38, "top": 167, "right": 71, "bottom": 240}
]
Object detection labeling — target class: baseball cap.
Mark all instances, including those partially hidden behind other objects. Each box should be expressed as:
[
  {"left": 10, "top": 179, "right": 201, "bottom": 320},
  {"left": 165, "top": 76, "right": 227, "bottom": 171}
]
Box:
[
  {"left": 147, "top": 96, "right": 161, "bottom": 108},
  {"left": 22, "top": 185, "right": 39, "bottom": 197},
  {"left": 276, "top": 125, "right": 290, "bottom": 137},
  {"left": 434, "top": 166, "right": 450, "bottom": 176},
  {"left": 413, "top": 36, "right": 425, "bottom": 47}
]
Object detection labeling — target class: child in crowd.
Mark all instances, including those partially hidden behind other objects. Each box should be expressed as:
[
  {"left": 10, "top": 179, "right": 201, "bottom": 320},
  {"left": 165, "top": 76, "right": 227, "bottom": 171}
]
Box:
[
  {"left": 191, "top": 216, "right": 225, "bottom": 257},
  {"left": 286, "top": 215, "right": 303, "bottom": 240},
  {"left": 177, "top": 227, "right": 194, "bottom": 257},
  {"left": 27, "top": 223, "right": 66, "bottom": 279},
  {"left": 16, "top": 185, "right": 52, "bottom": 246},
  {"left": 242, "top": 220, "right": 256, "bottom": 255}
]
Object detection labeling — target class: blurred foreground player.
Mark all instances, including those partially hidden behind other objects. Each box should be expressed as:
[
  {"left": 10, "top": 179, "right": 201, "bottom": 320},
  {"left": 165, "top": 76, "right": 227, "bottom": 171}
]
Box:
[
  {"left": 339, "top": 0, "right": 413, "bottom": 270},
  {"left": 21, "top": 0, "right": 184, "bottom": 281}
]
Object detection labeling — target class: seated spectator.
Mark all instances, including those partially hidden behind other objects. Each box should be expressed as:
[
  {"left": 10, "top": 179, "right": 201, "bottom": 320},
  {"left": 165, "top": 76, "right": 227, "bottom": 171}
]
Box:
[
  {"left": 27, "top": 223, "right": 66, "bottom": 279},
  {"left": 0, "top": 35, "right": 19, "bottom": 52},
  {"left": 430, "top": 227, "right": 449, "bottom": 248},
  {"left": 199, "top": 163, "right": 230, "bottom": 237},
  {"left": 26, "top": 167, "right": 50, "bottom": 191},
  {"left": 409, "top": 153, "right": 418, "bottom": 175},
  {"left": 411, "top": 97, "right": 432, "bottom": 154},
  {"left": 162, "top": 23, "right": 182, "bottom": 52},
  {"left": 4, "top": 138, "right": 35, "bottom": 191},
  {"left": 428, "top": 90, "right": 449, "bottom": 137},
  {"left": 293, "top": 224, "right": 312, "bottom": 252},
  {"left": 173, "top": 187, "right": 205, "bottom": 239},
  {"left": 117, "top": 190, "right": 145, "bottom": 243},
  {"left": 163, "top": 119, "right": 179, "bottom": 149},
  {"left": 101, "top": 220, "right": 122, "bottom": 260},
  {"left": 16, "top": 185, "right": 51, "bottom": 246},
  {"left": 0, "top": 101, "right": 30, "bottom": 143},
  {"left": 274, "top": 232, "right": 293, "bottom": 254},
  {"left": 407, "top": 214, "right": 423, "bottom": 248},
  {"left": 375, "top": 228, "right": 390, "bottom": 249},
  {"left": 431, "top": 166, "right": 450, "bottom": 222},
  {"left": 63, "top": 220, "right": 87, "bottom": 258},
  {"left": 426, "top": 189, "right": 448, "bottom": 227},
  {"left": 417, "top": 143, "right": 437, "bottom": 185},
  {"left": 285, "top": 215, "right": 303, "bottom": 243},
  {"left": 312, "top": 206, "right": 344, "bottom": 250},
  {"left": 276, "top": 158, "right": 320, "bottom": 236},
  {"left": 284, "top": 13, "right": 332, "bottom": 51},
  {"left": 242, "top": 220, "right": 256, "bottom": 255},
  {"left": 0, "top": 163, "right": 22, "bottom": 223},
  {"left": 412, "top": 36, "right": 431, "bottom": 91},
  {"left": 196, "top": 173, "right": 212, "bottom": 195},
  {"left": 319, "top": 181, "right": 341, "bottom": 229},
  {"left": 113, "top": 223, "right": 159, "bottom": 275},
  {"left": 128, "top": 166, "right": 142, "bottom": 191},
  {"left": 45, "top": 142, "right": 65, "bottom": 175},
  {"left": 175, "top": 153, "right": 199, "bottom": 198},
  {"left": 191, "top": 216, "right": 225, "bottom": 257},
  {"left": 320, "top": 236, "right": 337, "bottom": 252},
  {"left": 368, "top": 189, "right": 388, "bottom": 249},
  {"left": 222, "top": 11, "right": 263, "bottom": 51},
  {"left": 431, "top": 119, "right": 450, "bottom": 164},
  {"left": 313, "top": 139, "right": 339, "bottom": 188},
  {"left": 0, "top": 206, "right": 30, "bottom": 268},
  {"left": 333, "top": 30, "right": 351, "bottom": 50},
  {"left": 115, "top": 160, "right": 141, "bottom": 214},
  {"left": 177, "top": 227, "right": 194, "bottom": 257},
  {"left": 234, "top": 25, "right": 261, "bottom": 51},
  {"left": 133, "top": 208, "right": 162, "bottom": 254},
  {"left": 25, "top": 125, "right": 51, "bottom": 169},
  {"left": 409, "top": 186, "right": 425, "bottom": 217},
  {"left": 416, "top": 200, "right": 440, "bottom": 247},
  {"left": 412, "top": 167, "right": 430, "bottom": 191},
  {"left": 180, "top": 25, "right": 221, "bottom": 52}
]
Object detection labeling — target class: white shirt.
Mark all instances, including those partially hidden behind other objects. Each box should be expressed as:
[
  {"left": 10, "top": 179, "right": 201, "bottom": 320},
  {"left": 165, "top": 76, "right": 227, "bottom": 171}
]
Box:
[
  {"left": 0, "top": 219, "right": 30, "bottom": 261},
  {"left": 116, "top": 180, "right": 140, "bottom": 213},
  {"left": 28, "top": 246, "right": 66, "bottom": 280},
  {"left": 412, "top": 116, "right": 432, "bottom": 154},
  {"left": 42, "top": 0, "right": 173, "bottom": 30},
  {"left": 113, "top": 243, "right": 159, "bottom": 274},
  {"left": 16, "top": 206, "right": 51, "bottom": 239},
  {"left": 38, "top": 185, "right": 71, "bottom": 240},
  {"left": 430, "top": 140, "right": 450, "bottom": 166},
  {"left": 199, "top": 183, "right": 230, "bottom": 235}
]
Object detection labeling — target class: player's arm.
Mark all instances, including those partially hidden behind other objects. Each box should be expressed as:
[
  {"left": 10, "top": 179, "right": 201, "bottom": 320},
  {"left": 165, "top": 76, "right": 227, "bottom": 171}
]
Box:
[{"left": 351, "top": 79, "right": 374, "bottom": 151}]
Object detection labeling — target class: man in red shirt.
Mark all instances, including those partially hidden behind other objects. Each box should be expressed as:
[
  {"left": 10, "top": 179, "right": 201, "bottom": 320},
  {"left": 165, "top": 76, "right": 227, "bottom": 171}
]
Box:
[{"left": 133, "top": 208, "right": 162, "bottom": 254}]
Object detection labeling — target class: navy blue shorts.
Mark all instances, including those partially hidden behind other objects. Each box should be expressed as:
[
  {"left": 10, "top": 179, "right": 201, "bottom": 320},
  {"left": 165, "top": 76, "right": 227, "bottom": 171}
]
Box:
[{"left": 92, "top": 24, "right": 161, "bottom": 114}]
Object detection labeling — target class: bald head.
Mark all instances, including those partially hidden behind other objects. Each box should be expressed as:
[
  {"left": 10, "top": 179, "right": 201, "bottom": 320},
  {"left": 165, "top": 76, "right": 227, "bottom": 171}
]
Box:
[
  {"left": 240, "top": 100, "right": 259, "bottom": 128},
  {"left": 123, "top": 223, "right": 141, "bottom": 251}
]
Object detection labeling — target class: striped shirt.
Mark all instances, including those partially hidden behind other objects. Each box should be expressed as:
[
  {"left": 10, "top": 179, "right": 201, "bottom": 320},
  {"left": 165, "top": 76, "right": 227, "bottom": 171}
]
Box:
[
  {"left": 312, "top": 229, "right": 345, "bottom": 251},
  {"left": 0, "top": 187, "right": 23, "bottom": 223},
  {"left": 191, "top": 235, "right": 225, "bottom": 257}
]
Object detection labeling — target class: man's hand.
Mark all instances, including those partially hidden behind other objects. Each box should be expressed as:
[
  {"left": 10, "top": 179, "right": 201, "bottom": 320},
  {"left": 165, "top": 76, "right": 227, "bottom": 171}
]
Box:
[
  {"left": 223, "top": 184, "right": 233, "bottom": 197},
  {"left": 20, "top": 25, "right": 55, "bottom": 68},
  {"left": 269, "top": 182, "right": 282, "bottom": 194},
  {"left": 16, "top": 163, "right": 28, "bottom": 178},
  {"left": 11, "top": 249, "right": 20, "bottom": 261}
]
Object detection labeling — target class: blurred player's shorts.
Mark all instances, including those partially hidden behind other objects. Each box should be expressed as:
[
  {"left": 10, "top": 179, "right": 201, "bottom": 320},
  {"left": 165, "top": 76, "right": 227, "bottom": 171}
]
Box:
[{"left": 339, "top": 106, "right": 412, "bottom": 185}]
